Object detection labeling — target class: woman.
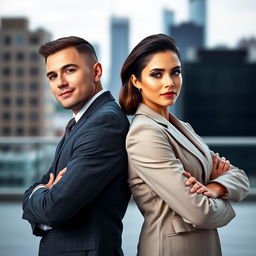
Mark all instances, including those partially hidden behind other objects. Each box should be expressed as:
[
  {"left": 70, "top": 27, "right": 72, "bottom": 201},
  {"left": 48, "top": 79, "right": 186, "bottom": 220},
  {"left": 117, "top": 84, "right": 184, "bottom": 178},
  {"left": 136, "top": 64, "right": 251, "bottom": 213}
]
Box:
[{"left": 119, "top": 34, "right": 249, "bottom": 256}]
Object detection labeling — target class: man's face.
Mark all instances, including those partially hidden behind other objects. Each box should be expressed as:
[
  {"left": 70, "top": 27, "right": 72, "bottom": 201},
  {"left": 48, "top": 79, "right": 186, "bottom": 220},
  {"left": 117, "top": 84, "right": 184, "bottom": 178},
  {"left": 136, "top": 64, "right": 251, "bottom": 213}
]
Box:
[{"left": 46, "top": 47, "right": 97, "bottom": 114}]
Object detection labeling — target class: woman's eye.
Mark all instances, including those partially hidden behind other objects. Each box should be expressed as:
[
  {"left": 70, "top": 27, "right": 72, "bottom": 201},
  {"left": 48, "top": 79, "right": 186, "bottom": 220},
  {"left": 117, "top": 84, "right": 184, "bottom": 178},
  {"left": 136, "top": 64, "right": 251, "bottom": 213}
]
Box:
[
  {"left": 151, "top": 72, "right": 162, "bottom": 78},
  {"left": 172, "top": 70, "right": 181, "bottom": 76}
]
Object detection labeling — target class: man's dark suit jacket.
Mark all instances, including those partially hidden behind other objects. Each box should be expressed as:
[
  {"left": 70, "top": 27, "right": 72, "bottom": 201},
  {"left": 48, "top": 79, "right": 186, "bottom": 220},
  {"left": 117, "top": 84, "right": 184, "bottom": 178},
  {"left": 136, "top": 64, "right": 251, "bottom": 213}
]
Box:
[{"left": 22, "top": 91, "right": 131, "bottom": 256}]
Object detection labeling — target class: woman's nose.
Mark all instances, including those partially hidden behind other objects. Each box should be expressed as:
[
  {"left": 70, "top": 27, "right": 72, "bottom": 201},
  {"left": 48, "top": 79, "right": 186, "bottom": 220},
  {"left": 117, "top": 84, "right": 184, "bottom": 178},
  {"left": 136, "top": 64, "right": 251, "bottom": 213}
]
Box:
[{"left": 164, "top": 75, "right": 174, "bottom": 88}]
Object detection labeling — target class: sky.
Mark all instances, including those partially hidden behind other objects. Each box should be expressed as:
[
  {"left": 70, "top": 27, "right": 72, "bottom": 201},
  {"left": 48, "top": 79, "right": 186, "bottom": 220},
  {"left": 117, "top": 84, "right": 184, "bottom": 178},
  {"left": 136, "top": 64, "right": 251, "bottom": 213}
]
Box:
[{"left": 1, "top": 0, "right": 256, "bottom": 83}]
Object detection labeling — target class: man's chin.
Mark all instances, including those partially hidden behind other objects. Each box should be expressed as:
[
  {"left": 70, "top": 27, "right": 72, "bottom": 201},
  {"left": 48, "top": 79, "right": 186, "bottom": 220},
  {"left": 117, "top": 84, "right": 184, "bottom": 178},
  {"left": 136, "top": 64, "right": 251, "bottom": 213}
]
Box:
[
  {"left": 59, "top": 102, "right": 83, "bottom": 113},
  {"left": 62, "top": 105, "right": 73, "bottom": 110}
]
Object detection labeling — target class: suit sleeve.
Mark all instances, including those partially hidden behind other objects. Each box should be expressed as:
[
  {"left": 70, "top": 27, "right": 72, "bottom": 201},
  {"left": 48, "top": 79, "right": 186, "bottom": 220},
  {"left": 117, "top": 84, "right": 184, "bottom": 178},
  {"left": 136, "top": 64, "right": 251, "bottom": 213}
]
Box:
[
  {"left": 22, "top": 112, "right": 127, "bottom": 227},
  {"left": 22, "top": 165, "right": 54, "bottom": 236},
  {"left": 184, "top": 123, "right": 250, "bottom": 202},
  {"left": 127, "top": 124, "right": 236, "bottom": 230}
]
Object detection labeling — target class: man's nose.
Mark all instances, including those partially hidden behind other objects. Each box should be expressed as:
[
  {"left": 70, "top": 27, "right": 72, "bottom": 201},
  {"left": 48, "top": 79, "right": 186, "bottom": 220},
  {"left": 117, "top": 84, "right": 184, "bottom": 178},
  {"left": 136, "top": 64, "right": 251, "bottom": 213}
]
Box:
[{"left": 57, "top": 75, "right": 68, "bottom": 88}]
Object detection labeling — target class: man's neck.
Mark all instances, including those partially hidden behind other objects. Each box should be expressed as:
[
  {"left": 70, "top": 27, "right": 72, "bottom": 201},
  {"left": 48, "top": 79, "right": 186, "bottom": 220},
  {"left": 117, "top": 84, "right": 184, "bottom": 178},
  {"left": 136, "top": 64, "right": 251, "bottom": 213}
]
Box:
[{"left": 73, "top": 89, "right": 106, "bottom": 122}]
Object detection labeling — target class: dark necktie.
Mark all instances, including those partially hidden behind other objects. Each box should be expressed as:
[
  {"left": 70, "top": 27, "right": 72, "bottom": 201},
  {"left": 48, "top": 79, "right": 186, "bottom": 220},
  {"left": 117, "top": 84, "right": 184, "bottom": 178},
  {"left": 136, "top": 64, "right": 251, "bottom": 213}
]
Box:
[{"left": 64, "top": 117, "right": 76, "bottom": 139}]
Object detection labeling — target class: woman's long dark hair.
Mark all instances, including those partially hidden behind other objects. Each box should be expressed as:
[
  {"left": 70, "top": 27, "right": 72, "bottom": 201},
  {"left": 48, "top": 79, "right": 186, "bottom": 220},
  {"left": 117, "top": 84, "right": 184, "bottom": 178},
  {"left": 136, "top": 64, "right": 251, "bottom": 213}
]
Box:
[{"left": 119, "top": 34, "right": 181, "bottom": 115}]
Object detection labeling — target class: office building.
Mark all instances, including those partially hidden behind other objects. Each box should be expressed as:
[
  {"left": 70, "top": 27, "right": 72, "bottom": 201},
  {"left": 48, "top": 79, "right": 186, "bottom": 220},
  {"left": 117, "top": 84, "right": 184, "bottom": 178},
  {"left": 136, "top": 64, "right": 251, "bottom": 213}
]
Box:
[
  {"left": 163, "top": 9, "right": 175, "bottom": 35},
  {"left": 109, "top": 17, "right": 129, "bottom": 99},
  {"left": 0, "top": 18, "right": 54, "bottom": 136},
  {"left": 183, "top": 48, "right": 256, "bottom": 136},
  {"left": 189, "top": 0, "right": 206, "bottom": 27},
  {"left": 171, "top": 22, "right": 204, "bottom": 61}
]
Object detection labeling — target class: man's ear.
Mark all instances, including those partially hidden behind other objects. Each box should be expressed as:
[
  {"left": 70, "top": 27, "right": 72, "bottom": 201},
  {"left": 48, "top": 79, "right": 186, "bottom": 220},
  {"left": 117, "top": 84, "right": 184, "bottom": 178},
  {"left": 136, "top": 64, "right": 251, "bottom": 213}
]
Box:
[
  {"left": 93, "top": 63, "right": 102, "bottom": 82},
  {"left": 130, "top": 74, "right": 141, "bottom": 90}
]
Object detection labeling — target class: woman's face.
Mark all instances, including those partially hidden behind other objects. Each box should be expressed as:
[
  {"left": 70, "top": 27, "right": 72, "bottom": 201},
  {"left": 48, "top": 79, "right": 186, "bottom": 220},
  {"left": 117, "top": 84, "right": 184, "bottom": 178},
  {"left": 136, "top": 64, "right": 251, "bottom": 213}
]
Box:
[{"left": 133, "top": 50, "right": 182, "bottom": 117}]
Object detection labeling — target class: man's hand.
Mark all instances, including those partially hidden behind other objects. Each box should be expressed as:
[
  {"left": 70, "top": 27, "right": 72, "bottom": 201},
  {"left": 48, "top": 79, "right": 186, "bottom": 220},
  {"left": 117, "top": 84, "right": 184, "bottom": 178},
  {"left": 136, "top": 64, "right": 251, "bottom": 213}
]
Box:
[
  {"left": 52, "top": 168, "right": 67, "bottom": 187},
  {"left": 31, "top": 167, "right": 67, "bottom": 195}
]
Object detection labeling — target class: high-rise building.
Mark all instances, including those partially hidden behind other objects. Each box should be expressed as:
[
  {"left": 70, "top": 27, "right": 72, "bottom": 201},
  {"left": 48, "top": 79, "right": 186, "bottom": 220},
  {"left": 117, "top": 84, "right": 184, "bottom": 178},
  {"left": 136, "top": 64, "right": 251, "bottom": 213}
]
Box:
[
  {"left": 0, "top": 18, "right": 54, "bottom": 136},
  {"left": 109, "top": 17, "right": 129, "bottom": 100},
  {"left": 183, "top": 49, "right": 256, "bottom": 136},
  {"left": 171, "top": 22, "right": 204, "bottom": 61},
  {"left": 166, "top": 0, "right": 206, "bottom": 62},
  {"left": 163, "top": 9, "right": 175, "bottom": 35},
  {"left": 189, "top": 0, "right": 206, "bottom": 27}
]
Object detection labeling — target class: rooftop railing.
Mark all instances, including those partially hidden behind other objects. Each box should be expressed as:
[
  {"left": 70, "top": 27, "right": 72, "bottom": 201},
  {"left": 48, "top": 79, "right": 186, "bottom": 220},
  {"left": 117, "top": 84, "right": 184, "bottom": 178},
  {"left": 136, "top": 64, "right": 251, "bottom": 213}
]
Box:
[{"left": 0, "top": 136, "right": 255, "bottom": 198}]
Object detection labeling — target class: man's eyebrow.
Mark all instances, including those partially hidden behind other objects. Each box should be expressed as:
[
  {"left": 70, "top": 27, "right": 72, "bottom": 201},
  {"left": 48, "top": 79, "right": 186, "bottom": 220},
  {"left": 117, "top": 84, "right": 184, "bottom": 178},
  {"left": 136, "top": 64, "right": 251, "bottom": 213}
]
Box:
[{"left": 46, "top": 64, "right": 79, "bottom": 77}]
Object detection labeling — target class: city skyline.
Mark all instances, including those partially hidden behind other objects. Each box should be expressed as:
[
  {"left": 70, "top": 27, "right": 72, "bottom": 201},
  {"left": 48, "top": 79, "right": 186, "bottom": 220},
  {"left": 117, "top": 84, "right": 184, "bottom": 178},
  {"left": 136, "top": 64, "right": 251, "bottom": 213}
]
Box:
[{"left": 1, "top": 0, "right": 256, "bottom": 84}]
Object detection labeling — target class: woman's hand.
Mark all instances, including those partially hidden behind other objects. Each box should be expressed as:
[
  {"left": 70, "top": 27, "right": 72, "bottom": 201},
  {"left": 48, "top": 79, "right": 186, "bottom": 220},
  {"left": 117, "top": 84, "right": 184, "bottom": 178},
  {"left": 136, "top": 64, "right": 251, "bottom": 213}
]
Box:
[
  {"left": 183, "top": 171, "right": 227, "bottom": 198},
  {"left": 211, "top": 153, "right": 233, "bottom": 180}
]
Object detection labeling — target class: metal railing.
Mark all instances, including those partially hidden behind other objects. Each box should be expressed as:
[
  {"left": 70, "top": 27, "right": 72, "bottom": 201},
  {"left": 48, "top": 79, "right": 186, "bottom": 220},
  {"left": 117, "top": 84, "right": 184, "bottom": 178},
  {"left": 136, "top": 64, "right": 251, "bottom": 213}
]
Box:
[{"left": 0, "top": 136, "right": 255, "bottom": 197}]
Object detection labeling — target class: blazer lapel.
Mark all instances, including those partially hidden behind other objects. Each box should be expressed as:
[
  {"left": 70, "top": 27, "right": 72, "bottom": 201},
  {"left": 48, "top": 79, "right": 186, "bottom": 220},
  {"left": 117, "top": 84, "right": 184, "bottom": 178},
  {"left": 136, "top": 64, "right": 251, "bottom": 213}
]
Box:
[
  {"left": 53, "top": 91, "right": 115, "bottom": 171},
  {"left": 168, "top": 113, "right": 212, "bottom": 171},
  {"left": 135, "top": 104, "right": 211, "bottom": 179}
]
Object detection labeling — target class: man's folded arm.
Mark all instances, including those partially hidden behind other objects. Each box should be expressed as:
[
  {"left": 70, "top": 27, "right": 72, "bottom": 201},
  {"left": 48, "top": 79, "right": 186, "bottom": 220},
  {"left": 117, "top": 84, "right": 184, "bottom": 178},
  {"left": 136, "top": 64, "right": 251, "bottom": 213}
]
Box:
[{"left": 22, "top": 117, "right": 126, "bottom": 227}]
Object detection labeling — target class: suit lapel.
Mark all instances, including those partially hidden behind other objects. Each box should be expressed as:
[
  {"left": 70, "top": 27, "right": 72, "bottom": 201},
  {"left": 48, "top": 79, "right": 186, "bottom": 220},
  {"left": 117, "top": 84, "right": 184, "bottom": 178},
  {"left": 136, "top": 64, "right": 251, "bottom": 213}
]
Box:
[
  {"left": 53, "top": 91, "right": 115, "bottom": 172},
  {"left": 135, "top": 104, "right": 211, "bottom": 179}
]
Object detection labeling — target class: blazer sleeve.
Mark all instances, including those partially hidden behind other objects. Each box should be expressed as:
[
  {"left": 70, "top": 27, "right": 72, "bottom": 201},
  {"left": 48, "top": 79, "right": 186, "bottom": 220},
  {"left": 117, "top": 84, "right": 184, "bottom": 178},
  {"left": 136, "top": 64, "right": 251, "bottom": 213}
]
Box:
[
  {"left": 22, "top": 111, "right": 127, "bottom": 227},
  {"left": 209, "top": 163, "right": 249, "bottom": 202},
  {"left": 126, "top": 123, "right": 236, "bottom": 230},
  {"left": 184, "top": 123, "right": 250, "bottom": 202}
]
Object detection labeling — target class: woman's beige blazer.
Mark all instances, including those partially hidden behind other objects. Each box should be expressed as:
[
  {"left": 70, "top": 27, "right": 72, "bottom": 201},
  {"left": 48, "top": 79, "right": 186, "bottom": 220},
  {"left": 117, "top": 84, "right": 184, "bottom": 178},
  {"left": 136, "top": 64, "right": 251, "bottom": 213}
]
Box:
[{"left": 126, "top": 103, "right": 249, "bottom": 256}]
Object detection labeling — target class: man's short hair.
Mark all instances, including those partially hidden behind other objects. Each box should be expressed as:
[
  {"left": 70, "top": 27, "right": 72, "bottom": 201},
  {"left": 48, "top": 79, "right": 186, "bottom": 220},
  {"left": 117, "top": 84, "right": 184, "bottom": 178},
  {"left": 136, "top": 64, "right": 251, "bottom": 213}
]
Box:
[{"left": 39, "top": 36, "right": 98, "bottom": 63}]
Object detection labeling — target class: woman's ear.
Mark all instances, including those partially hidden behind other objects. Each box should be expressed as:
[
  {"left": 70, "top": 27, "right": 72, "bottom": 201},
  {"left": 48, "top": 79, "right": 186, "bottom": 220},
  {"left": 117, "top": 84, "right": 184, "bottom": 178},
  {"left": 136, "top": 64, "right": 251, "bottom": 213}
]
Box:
[
  {"left": 93, "top": 63, "right": 102, "bottom": 82},
  {"left": 130, "top": 74, "right": 141, "bottom": 90}
]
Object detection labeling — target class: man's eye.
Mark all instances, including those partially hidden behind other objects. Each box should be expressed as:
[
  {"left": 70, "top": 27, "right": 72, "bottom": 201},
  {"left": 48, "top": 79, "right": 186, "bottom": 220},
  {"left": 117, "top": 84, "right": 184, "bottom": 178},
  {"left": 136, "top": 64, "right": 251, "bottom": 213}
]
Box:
[
  {"left": 48, "top": 74, "right": 57, "bottom": 81},
  {"left": 66, "top": 68, "right": 76, "bottom": 73},
  {"left": 151, "top": 72, "right": 161, "bottom": 78}
]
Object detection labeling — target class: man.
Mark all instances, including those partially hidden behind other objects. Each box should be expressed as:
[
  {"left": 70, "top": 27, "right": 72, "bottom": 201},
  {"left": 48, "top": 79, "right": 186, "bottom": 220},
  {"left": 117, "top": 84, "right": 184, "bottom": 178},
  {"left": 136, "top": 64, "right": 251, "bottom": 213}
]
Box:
[{"left": 22, "top": 36, "right": 130, "bottom": 256}]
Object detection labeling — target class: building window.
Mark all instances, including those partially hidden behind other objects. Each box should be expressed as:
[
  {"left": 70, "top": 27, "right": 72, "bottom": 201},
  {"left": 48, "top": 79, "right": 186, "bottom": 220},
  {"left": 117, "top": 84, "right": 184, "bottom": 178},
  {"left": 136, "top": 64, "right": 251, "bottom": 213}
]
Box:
[
  {"left": 16, "top": 127, "right": 24, "bottom": 136},
  {"left": 2, "top": 127, "right": 11, "bottom": 136},
  {"left": 16, "top": 112, "right": 25, "bottom": 121},
  {"left": 29, "top": 52, "right": 39, "bottom": 62},
  {"left": 16, "top": 52, "right": 25, "bottom": 61},
  {"left": 30, "top": 67, "right": 39, "bottom": 76},
  {"left": 2, "top": 52, "right": 11, "bottom": 61},
  {"left": 29, "top": 112, "right": 39, "bottom": 121},
  {"left": 3, "top": 82, "right": 11, "bottom": 92},
  {"left": 16, "top": 97, "right": 24, "bottom": 106},
  {"left": 3, "top": 35, "right": 12, "bottom": 45},
  {"left": 2, "top": 112, "right": 11, "bottom": 121},
  {"left": 16, "top": 82, "right": 25, "bottom": 92},
  {"left": 16, "top": 67, "right": 25, "bottom": 77},
  {"left": 29, "top": 35, "right": 39, "bottom": 45},
  {"left": 16, "top": 34, "right": 25, "bottom": 46},
  {"left": 29, "top": 127, "right": 39, "bottom": 136},
  {"left": 3, "top": 97, "right": 11, "bottom": 106},
  {"left": 2, "top": 67, "right": 11, "bottom": 77},
  {"left": 29, "top": 97, "right": 39, "bottom": 106},
  {"left": 29, "top": 82, "right": 39, "bottom": 91}
]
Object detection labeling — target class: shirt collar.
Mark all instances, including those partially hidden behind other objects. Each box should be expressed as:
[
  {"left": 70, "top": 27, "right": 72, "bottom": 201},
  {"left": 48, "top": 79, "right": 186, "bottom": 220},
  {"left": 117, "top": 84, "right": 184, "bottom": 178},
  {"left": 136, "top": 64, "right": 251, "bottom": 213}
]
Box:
[{"left": 73, "top": 89, "right": 106, "bottom": 122}]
